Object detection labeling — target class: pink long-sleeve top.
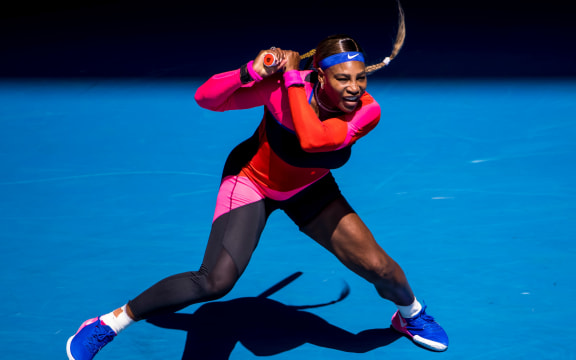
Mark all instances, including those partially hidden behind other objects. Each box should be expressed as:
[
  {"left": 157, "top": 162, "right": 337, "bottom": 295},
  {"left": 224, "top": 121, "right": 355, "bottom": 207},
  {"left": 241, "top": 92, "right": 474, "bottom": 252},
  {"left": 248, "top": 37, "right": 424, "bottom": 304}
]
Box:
[{"left": 194, "top": 62, "right": 381, "bottom": 197}]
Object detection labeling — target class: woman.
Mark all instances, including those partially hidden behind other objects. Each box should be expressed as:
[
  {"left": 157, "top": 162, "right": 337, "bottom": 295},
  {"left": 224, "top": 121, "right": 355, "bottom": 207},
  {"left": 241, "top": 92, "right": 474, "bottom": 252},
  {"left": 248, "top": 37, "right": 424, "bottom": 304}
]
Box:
[{"left": 67, "top": 17, "right": 448, "bottom": 360}]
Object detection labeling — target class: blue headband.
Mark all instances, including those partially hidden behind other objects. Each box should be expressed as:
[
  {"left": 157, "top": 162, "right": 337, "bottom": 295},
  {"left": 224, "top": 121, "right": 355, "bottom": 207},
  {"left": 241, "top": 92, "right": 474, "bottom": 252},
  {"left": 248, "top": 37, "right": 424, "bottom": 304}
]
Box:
[{"left": 318, "top": 51, "right": 365, "bottom": 70}]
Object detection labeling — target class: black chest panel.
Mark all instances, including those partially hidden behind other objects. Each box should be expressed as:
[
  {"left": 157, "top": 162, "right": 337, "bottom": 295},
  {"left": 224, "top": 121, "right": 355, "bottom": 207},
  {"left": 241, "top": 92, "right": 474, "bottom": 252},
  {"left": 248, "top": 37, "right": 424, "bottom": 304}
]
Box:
[{"left": 265, "top": 110, "right": 352, "bottom": 169}]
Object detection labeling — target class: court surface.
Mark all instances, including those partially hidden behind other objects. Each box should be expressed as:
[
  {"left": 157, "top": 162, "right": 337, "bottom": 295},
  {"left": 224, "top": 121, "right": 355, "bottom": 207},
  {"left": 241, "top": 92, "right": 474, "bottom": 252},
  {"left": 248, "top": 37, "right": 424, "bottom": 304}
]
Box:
[{"left": 1, "top": 77, "right": 575, "bottom": 359}]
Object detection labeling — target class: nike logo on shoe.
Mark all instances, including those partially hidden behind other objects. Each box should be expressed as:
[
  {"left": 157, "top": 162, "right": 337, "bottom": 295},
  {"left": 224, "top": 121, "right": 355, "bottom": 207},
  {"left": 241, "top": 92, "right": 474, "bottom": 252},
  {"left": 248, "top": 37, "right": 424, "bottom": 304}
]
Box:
[{"left": 399, "top": 315, "right": 407, "bottom": 328}]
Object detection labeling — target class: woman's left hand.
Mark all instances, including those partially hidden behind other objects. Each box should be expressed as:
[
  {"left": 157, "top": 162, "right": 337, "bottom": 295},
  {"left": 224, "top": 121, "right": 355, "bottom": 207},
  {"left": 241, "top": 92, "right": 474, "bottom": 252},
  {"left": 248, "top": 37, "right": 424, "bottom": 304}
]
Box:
[{"left": 252, "top": 48, "right": 300, "bottom": 78}]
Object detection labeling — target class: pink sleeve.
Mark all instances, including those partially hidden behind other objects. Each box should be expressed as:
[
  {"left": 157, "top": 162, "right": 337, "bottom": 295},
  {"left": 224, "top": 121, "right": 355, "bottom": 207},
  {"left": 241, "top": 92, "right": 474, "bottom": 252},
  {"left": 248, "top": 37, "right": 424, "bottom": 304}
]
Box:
[
  {"left": 194, "top": 61, "right": 267, "bottom": 112},
  {"left": 338, "top": 94, "right": 381, "bottom": 149}
]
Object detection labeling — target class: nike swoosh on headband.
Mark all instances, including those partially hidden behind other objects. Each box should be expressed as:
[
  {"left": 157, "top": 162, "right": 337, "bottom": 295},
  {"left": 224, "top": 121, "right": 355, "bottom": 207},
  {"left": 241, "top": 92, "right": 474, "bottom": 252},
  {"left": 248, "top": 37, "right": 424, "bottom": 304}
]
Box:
[{"left": 319, "top": 52, "right": 365, "bottom": 70}]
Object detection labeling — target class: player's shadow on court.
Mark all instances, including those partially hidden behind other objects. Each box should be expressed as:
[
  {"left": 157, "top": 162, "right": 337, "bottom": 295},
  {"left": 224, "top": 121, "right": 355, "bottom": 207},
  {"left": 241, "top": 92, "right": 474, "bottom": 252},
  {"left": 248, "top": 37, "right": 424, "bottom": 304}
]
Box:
[{"left": 146, "top": 272, "right": 401, "bottom": 359}]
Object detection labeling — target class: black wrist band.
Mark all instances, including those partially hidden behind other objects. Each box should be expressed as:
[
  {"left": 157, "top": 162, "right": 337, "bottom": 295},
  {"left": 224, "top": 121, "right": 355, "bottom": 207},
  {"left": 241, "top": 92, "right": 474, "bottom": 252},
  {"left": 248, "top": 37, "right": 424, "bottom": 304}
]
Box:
[{"left": 240, "top": 63, "right": 254, "bottom": 85}]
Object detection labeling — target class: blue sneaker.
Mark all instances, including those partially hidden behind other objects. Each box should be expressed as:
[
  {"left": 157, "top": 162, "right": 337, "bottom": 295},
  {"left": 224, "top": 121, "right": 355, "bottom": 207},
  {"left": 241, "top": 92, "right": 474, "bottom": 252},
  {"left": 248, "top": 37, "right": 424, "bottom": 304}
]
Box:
[
  {"left": 66, "top": 317, "right": 116, "bottom": 360},
  {"left": 391, "top": 306, "right": 448, "bottom": 351}
]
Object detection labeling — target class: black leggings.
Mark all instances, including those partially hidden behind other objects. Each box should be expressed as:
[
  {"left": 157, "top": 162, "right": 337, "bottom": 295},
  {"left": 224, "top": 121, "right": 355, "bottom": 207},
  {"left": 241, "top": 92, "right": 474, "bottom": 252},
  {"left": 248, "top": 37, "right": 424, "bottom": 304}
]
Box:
[{"left": 127, "top": 173, "right": 342, "bottom": 321}]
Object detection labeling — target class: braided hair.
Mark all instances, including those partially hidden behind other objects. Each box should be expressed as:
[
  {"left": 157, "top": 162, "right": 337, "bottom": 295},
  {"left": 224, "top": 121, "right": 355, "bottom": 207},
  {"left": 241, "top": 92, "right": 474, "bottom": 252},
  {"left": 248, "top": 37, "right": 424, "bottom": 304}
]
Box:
[{"left": 300, "top": 0, "right": 405, "bottom": 74}]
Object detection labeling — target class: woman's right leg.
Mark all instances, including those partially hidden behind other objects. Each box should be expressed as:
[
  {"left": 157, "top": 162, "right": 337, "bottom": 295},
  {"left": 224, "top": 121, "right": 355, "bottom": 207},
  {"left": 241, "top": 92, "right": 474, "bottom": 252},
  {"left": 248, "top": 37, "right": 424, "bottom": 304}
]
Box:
[
  {"left": 127, "top": 198, "right": 268, "bottom": 320},
  {"left": 67, "top": 175, "right": 270, "bottom": 360}
]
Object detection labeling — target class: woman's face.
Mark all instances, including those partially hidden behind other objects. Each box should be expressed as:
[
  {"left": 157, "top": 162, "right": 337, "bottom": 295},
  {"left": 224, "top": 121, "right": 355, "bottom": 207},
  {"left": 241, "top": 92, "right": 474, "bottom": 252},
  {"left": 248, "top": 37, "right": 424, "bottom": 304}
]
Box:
[{"left": 320, "top": 61, "right": 367, "bottom": 113}]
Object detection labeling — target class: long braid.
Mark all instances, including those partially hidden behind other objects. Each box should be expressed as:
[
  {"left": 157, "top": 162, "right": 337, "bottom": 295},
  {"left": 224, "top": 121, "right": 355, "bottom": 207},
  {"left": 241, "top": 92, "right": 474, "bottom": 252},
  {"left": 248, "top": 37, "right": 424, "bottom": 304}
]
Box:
[
  {"left": 366, "top": 0, "right": 405, "bottom": 74},
  {"left": 299, "top": 49, "right": 316, "bottom": 60},
  {"left": 299, "top": 1, "right": 405, "bottom": 74}
]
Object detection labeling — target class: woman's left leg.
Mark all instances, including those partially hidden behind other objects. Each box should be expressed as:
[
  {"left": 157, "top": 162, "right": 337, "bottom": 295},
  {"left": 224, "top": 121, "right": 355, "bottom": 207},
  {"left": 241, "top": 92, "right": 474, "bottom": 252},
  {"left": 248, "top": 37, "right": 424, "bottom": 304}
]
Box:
[
  {"left": 299, "top": 195, "right": 415, "bottom": 306},
  {"left": 299, "top": 194, "right": 449, "bottom": 351}
]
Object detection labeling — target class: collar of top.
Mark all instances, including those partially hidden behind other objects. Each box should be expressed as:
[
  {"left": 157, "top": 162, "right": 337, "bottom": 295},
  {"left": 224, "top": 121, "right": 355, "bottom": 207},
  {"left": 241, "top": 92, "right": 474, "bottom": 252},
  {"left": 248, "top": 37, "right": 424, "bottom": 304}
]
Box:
[{"left": 318, "top": 51, "right": 365, "bottom": 70}]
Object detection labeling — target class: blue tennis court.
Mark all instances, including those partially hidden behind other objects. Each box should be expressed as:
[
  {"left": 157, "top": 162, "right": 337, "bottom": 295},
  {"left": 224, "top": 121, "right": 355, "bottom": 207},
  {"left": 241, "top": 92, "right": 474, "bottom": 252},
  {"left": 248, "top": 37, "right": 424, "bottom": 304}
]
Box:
[{"left": 1, "top": 77, "right": 574, "bottom": 359}]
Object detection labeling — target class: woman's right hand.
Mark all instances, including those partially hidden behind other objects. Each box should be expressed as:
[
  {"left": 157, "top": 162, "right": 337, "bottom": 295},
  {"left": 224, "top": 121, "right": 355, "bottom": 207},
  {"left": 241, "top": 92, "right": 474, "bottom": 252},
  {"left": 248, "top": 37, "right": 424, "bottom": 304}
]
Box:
[{"left": 252, "top": 48, "right": 300, "bottom": 78}]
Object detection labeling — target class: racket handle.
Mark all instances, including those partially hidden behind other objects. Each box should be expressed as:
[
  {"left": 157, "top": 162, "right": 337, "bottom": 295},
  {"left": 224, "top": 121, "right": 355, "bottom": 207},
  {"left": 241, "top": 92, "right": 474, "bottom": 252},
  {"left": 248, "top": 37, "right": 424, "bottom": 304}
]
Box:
[{"left": 263, "top": 53, "right": 278, "bottom": 67}]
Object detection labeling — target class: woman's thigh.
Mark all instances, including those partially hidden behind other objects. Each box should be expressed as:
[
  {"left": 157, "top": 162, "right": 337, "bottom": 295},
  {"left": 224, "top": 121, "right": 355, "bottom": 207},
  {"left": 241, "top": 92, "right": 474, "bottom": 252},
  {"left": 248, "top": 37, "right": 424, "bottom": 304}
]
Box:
[
  {"left": 300, "top": 196, "right": 392, "bottom": 279},
  {"left": 206, "top": 175, "right": 273, "bottom": 275}
]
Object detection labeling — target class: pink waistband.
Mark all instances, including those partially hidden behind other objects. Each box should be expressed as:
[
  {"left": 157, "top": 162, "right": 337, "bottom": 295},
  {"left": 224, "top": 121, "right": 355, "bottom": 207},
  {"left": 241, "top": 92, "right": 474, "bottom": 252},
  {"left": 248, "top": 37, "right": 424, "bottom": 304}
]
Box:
[{"left": 212, "top": 174, "right": 326, "bottom": 222}]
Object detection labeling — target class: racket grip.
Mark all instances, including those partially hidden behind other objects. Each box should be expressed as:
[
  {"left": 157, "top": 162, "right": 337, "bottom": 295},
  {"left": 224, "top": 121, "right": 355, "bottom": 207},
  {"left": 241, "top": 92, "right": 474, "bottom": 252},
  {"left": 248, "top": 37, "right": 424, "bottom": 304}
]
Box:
[{"left": 263, "top": 53, "right": 278, "bottom": 67}]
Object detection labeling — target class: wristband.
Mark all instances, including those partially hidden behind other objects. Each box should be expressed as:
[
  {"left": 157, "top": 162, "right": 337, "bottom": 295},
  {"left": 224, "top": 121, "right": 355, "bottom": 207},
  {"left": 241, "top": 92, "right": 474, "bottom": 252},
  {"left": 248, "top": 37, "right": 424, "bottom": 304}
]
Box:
[
  {"left": 240, "top": 63, "right": 253, "bottom": 85},
  {"left": 246, "top": 60, "right": 263, "bottom": 82},
  {"left": 283, "top": 70, "right": 304, "bottom": 88}
]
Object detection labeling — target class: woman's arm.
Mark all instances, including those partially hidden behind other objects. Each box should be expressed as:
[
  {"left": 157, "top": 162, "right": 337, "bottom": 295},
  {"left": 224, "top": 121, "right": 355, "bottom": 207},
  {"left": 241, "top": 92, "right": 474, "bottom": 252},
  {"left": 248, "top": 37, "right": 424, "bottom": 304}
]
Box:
[
  {"left": 285, "top": 71, "right": 381, "bottom": 153},
  {"left": 194, "top": 61, "right": 265, "bottom": 112},
  {"left": 194, "top": 49, "right": 292, "bottom": 112}
]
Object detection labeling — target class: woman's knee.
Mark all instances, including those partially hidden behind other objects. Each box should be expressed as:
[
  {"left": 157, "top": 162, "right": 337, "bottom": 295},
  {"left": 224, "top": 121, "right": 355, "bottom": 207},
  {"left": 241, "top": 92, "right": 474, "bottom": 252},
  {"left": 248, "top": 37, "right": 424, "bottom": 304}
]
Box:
[
  {"left": 201, "top": 273, "right": 237, "bottom": 300},
  {"left": 183, "top": 266, "right": 237, "bottom": 302},
  {"left": 198, "top": 246, "right": 243, "bottom": 300}
]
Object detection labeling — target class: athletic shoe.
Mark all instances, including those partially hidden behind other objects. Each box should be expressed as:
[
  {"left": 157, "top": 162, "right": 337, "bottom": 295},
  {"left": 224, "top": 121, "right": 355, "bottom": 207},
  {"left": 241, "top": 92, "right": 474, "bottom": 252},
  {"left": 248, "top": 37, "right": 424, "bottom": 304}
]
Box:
[
  {"left": 66, "top": 317, "right": 116, "bottom": 360},
  {"left": 391, "top": 306, "right": 448, "bottom": 351}
]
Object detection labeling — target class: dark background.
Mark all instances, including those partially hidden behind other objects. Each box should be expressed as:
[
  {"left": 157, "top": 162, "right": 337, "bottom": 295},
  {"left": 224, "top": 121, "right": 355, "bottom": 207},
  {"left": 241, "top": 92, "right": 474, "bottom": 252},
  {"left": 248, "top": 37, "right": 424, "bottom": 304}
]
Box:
[{"left": 1, "top": 0, "right": 574, "bottom": 78}]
